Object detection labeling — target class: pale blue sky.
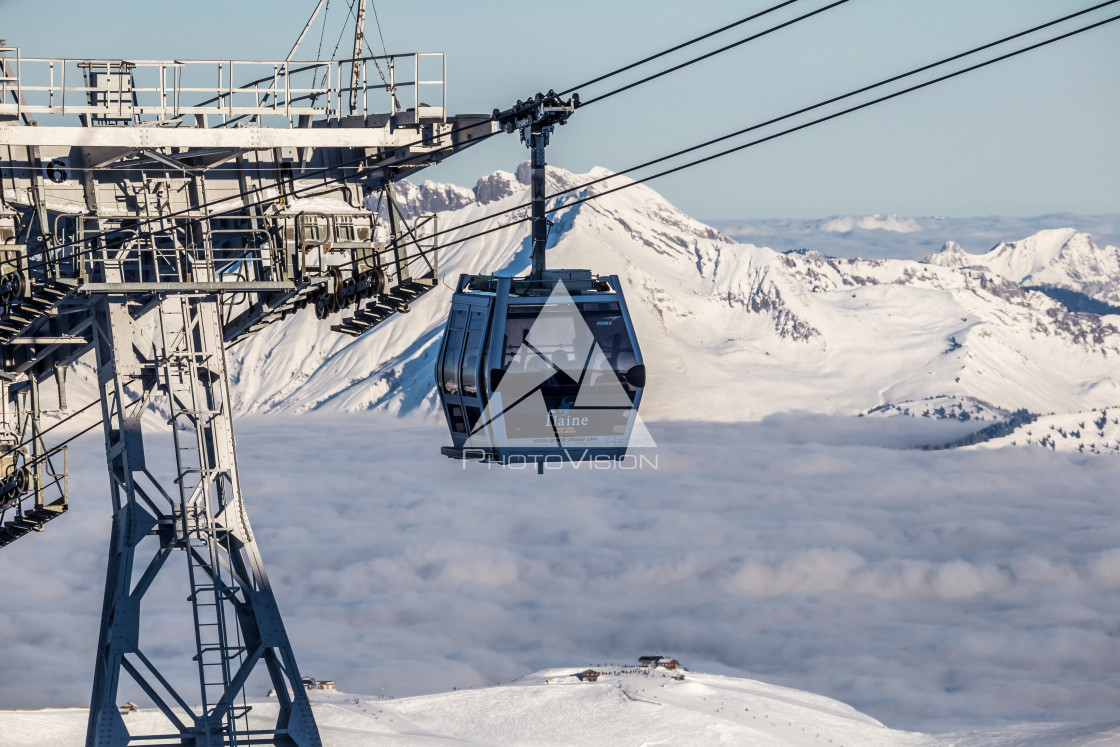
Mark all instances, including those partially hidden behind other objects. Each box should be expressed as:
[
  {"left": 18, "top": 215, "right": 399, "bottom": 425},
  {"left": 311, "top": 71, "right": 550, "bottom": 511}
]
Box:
[{"left": 3, "top": 0, "right": 1117, "bottom": 218}]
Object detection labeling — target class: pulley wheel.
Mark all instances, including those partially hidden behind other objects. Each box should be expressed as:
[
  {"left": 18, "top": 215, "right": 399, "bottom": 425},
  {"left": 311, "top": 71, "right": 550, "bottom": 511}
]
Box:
[{"left": 363, "top": 271, "right": 379, "bottom": 298}]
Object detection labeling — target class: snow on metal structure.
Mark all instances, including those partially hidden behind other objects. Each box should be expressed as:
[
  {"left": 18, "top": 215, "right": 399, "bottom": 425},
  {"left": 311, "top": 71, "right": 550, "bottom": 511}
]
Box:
[{"left": 0, "top": 6, "right": 495, "bottom": 743}]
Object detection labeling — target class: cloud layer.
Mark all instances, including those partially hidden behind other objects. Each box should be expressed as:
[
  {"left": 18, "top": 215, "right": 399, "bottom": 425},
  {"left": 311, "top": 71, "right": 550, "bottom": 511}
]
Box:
[{"left": 1, "top": 414, "right": 1117, "bottom": 735}]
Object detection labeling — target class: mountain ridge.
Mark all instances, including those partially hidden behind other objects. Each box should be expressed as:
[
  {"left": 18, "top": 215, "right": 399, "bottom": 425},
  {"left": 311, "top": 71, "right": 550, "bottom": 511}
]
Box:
[
  {"left": 222, "top": 166, "right": 1119, "bottom": 437},
  {"left": 52, "top": 166, "right": 1119, "bottom": 452},
  {"left": 925, "top": 228, "right": 1120, "bottom": 307}
]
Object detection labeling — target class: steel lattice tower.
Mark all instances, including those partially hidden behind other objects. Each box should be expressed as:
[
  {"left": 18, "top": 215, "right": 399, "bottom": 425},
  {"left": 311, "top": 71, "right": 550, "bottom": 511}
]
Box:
[{"left": 0, "top": 15, "right": 496, "bottom": 743}]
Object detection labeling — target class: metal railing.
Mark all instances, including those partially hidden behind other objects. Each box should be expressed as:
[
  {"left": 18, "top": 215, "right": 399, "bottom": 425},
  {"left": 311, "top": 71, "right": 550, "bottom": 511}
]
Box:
[
  {"left": 51, "top": 214, "right": 282, "bottom": 286},
  {"left": 0, "top": 47, "right": 445, "bottom": 125}
]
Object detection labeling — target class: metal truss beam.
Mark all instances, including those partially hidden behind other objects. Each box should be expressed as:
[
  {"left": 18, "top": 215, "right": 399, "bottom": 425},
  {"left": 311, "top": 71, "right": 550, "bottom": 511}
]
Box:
[{"left": 0, "top": 122, "right": 495, "bottom": 149}]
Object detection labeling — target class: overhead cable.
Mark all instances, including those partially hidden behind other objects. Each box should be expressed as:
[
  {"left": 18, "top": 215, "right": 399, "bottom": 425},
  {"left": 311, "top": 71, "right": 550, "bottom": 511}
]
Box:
[
  {"left": 20, "top": 4, "right": 1115, "bottom": 275},
  {"left": 17, "top": 0, "right": 846, "bottom": 271},
  {"left": 557, "top": 0, "right": 804, "bottom": 96},
  {"left": 381, "top": 11, "right": 1120, "bottom": 262},
  {"left": 299, "top": 0, "right": 1120, "bottom": 260},
  {"left": 559, "top": 12, "right": 1120, "bottom": 211},
  {"left": 577, "top": 0, "right": 851, "bottom": 108},
  {"left": 8, "top": 6, "right": 1116, "bottom": 455}
]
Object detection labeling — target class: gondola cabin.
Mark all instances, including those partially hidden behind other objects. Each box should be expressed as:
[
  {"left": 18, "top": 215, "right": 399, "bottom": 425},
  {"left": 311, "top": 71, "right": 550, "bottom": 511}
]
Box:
[{"left": 437, "top": 269, "right": 645, "bottom": 465}]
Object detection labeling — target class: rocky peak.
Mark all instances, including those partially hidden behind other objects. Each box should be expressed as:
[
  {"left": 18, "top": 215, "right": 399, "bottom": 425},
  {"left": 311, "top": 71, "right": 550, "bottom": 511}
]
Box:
[{"left": 474, "top": 170, "right": 522, "bottom": 205}]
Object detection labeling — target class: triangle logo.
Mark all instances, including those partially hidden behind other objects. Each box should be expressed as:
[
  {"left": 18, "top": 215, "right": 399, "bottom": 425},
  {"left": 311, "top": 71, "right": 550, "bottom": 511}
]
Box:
[{"left": 466, "top": 279, "right": 655, "bottom": 454}]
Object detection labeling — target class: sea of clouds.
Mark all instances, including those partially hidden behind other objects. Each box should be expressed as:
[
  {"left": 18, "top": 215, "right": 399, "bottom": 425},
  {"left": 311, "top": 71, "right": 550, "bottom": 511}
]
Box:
[
  {"left": 706, "top": 213, "right": 1120, "bottom": 260},
  {"left": 1, "top": 413, "right": 1118, "bottom": 735}
]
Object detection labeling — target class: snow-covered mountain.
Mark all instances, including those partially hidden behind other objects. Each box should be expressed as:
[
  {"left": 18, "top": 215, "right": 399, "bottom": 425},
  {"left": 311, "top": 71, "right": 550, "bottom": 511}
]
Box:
[
  {"left": 3, "top": 668, "right": 1117, "bottom": 746},
  {"left": 224, "top": 165, "right": 1120, "bottom": 434},
  {"left": 925, "top": 228, "right": 1120, "bottom": 309}
]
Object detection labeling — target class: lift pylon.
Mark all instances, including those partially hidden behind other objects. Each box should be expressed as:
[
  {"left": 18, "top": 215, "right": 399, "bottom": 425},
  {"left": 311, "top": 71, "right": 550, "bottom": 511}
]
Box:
[
  {"left": 0, "top": 34, "right": 497, "bottom": 744},
  {"left": 87, "top": 294, "right": 319, "bottom": 746}
]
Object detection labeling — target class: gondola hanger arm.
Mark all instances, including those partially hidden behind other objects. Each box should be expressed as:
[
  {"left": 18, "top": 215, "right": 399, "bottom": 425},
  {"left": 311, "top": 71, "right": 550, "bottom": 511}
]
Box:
[{"left": 493, "top": 91, "right": 578, "bottom": 280}]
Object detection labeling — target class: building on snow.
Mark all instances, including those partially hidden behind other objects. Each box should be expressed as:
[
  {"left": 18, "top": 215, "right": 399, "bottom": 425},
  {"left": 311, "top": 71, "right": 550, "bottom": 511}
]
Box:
[{"left": 637, "top": 655, "right": 682, "bottom": 670}]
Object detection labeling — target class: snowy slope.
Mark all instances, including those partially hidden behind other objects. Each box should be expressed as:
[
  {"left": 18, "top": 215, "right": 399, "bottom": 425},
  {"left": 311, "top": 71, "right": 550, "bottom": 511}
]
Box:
[
  {"left": 3, "top": 668, "right": 1117, "bottom": 746},
  {"left": 223, "top": 165, "right": 1120, "bottom": 427},
  {"left": 973, "top": 407, "right": 1120, "bottom": 454}
]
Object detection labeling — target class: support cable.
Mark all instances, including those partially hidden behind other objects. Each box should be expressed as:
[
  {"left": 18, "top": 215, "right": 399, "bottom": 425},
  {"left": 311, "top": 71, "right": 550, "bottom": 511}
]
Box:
[
  {"left": 16, "top": 0, "right": 843, "bottom": 273},
  {"left": 577, "top": 0, "right": 851, "bottom": 107},
  {"left": 17, "top": 4, "right": 1116, "bottom": 276},
  {"left": 343, "top": 0, "right": 396, "bottom": 106},
  {"left": 314, "top": 0, "right": 332, "bottom": 64},
  {"left": 1, "top": 406, "right": 106, "bottom": 506},
  {"left": 377, "top": 11, "right": 1120, "bottom": 262},
  {"left": 4, "top": 397, "right": 100, "bottom": 455},
  {"left": 559, "top": 12, "right": 1120, "bottom": 212},
  {"left": 567, "top": 0, "right": 1120, "bottom": 185},
  {"left": 557, "top": 0, "right": 804, "bottom": 96},
  {"left": 267, "top": 0, "right": 1120, "bottom": 264},
  {"left": 370, "top": 1, "right": 391, "bottom": 57},
  {"left": 17, "top": 418, "right": 102, "bottom": 474},
  {"left": 4, "top": 8, "right": 1113, "bottom": 464},
  {"left": 315, "top": 0, "right": 355, "bottom": 90}
]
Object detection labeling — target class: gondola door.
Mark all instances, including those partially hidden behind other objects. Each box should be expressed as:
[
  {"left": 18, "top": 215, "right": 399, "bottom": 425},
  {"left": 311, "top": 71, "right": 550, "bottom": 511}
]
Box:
[{"left": 437, "top": 297, "right": 491, "bottom": 446}]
